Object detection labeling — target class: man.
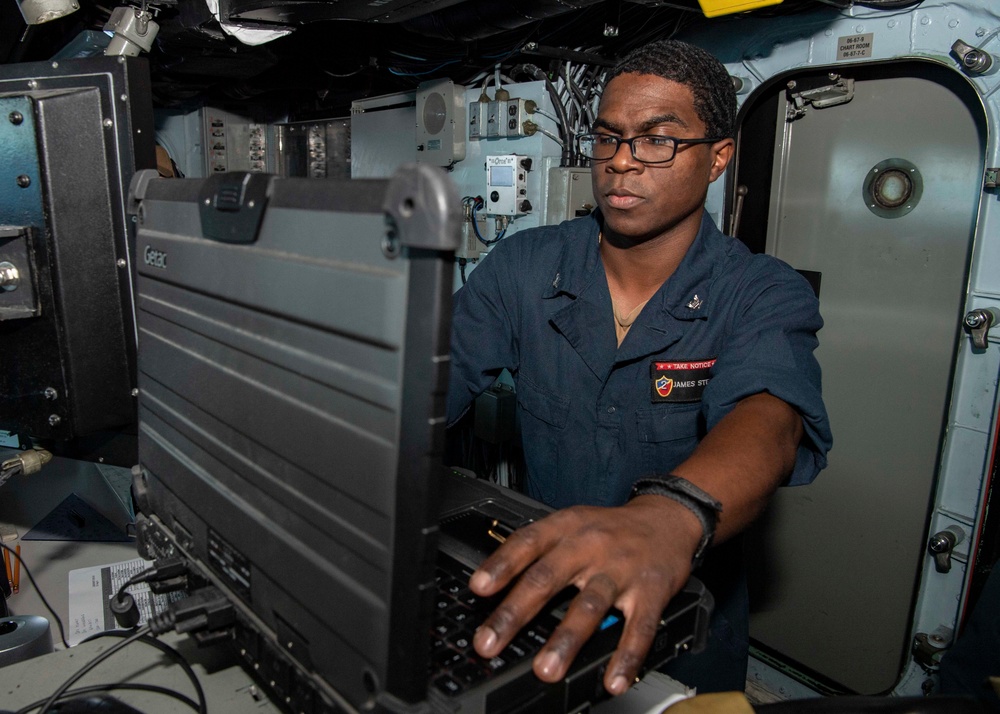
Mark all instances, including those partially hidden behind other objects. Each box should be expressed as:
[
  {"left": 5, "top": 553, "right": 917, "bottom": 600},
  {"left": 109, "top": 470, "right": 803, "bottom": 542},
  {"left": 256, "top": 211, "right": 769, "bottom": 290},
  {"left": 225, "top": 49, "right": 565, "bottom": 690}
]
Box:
[{"left": 447, "top": 39, "right": 832, "bottom": 695}]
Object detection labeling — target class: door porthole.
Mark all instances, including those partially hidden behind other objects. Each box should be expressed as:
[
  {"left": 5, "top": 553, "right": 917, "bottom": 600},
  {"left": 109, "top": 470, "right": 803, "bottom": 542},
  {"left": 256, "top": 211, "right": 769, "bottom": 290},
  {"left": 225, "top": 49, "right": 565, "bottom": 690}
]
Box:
[{"left": 863, "top": 158, "right": 923, "bottom": 218}]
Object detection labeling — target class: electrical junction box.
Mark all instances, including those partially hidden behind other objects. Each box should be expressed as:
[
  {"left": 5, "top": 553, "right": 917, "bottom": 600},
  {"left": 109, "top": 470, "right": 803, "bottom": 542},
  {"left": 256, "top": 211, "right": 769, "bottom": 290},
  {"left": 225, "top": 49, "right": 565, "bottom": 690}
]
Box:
[
  {"left": 486, "top": 154, "right": 531, "bottom": 216},
  {"left": 416, "top": 78, "right": 466, "bottom": 166},
  {"left": 545, "top": 167, "right": 594, "bottom": 223},
  {"left": 458, "top": 212, "right": 490, "bottom": 260},
  {"left": 471, "top": 98, "right": 535, "bottom": 141}
]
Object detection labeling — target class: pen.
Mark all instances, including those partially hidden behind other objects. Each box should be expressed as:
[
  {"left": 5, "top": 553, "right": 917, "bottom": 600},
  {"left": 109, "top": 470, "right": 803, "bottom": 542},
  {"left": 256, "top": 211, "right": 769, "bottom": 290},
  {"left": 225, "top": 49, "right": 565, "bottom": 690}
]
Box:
[
  {"left": 12, "top": 545, "right": 20, "bottom": 594},
  {"left": 2, "top": 547, "right": 10, "bottom": 590}
]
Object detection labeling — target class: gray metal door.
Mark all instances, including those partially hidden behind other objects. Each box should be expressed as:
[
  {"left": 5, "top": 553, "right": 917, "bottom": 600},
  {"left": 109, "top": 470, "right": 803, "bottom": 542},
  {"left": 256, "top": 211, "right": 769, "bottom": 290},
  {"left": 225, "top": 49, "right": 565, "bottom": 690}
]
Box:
[{"left": 743, "top": 62, "right": 984, "bottom": 694}]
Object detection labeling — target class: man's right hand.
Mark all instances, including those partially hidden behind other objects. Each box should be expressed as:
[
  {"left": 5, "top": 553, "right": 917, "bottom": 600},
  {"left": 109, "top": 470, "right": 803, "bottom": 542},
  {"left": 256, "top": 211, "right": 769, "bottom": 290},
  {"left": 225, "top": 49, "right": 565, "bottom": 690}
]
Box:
[{"left": 468, "top": 494, "right": 703, "bottom": 696}]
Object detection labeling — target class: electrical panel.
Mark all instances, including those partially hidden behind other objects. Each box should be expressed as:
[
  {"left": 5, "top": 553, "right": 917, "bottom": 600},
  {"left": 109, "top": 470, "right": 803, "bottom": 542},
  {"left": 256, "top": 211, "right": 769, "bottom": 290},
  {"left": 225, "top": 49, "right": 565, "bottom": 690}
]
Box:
[
  {"left": 203, "top": 108, "right": 270, "bottom": 174},
  {"left": 486, "top": 154, "right": 532, "bottom": 216},
  {"left": 274, "top": 119, "right": 351, "bottom": 179}
]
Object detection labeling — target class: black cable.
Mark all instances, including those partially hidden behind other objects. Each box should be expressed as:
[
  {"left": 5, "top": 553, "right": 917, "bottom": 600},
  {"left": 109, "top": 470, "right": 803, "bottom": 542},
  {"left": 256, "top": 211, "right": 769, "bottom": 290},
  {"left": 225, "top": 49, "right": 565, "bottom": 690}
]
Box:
[
  {"left": 472, "top": 202, "right": 504, "bottom": 246},
  {"left": 512, "top": 63, "right": 574, "bottom": 166},
  {"left": 0, "top": 542, "right": 69, "bottom": 649},
  {"left": 115, "top": 566, "right": 157, "bottom": 602},
  {"left": 81, "top": 629, "right": 207, "bottom": 714},
  {"left": 15, "top": 682, "right": 200, "bottom": 714},
  {"left": 34, "top": 626, "right": 151, "bottom": 714}
]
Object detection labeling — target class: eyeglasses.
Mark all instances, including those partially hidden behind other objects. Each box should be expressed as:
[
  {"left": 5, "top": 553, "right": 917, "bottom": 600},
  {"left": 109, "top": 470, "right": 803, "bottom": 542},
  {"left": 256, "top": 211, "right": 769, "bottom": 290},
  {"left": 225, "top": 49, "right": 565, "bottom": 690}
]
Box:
[{"left": 576, "top": 133, "right": 723, "bottom": 164}]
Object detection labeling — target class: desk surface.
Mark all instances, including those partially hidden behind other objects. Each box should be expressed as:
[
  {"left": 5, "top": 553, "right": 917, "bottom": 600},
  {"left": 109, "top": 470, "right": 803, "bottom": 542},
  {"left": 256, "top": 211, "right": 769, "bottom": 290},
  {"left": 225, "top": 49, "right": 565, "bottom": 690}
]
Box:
[
  {"left": 0, "top": 450, "right": 278, "bottom": 711},
  {"left": 0, "top": 451, "right": 687, "bottom": 713}
]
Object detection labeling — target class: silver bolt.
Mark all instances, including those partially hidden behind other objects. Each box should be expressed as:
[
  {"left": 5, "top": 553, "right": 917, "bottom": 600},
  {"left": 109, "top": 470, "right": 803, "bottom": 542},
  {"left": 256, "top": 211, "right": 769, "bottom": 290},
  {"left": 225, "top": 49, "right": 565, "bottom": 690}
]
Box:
[
  {"left": 131, "top": 388, "right": 139, "bottom": 397},
  {"left": 27, "top": 80, "right": 37, "bottom": 89},
  {"left": 117, "top": 258, "right": 127, "bottom": 268},
  {"left": 16, "top": 175, "right": 31, "bottom": 188},
  {"left": 44, "top": 387, "right": 58, "bottom": 400},
  {"left": 103, "top": 118, "right": 113, "bottom": 128},
  {"left": 120, "top": 94, "right": 128, "bottom": 101},
  {"left": 48, "top": 414, "right": 61, "bottom": 426},
  {"left": 8, "top": 111, "right": 23, "bottom": 125},
  {"left": 0, "top": 262, "right": 18, "bottom": 291}
]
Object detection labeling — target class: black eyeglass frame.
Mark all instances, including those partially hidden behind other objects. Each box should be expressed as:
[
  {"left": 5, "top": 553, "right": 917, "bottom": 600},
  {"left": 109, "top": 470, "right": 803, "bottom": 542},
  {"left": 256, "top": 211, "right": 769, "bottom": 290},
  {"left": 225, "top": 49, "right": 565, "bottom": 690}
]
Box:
[{"left": 575, "top": 133, "right": 726, "bottom": 164}]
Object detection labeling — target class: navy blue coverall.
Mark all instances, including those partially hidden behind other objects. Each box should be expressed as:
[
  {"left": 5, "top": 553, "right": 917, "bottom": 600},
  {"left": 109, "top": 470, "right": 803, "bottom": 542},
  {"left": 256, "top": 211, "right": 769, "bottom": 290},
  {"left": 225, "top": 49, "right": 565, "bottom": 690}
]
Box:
[{"left": 446, "top": 209, "right": 832, "bottom": 692}]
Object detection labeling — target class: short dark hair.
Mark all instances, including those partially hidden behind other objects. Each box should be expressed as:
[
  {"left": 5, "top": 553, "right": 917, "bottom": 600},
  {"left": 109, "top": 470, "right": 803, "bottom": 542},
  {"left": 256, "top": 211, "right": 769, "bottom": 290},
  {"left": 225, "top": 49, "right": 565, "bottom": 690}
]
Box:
[{"left": 608, "top": 39, "right": 737, "bottom": 139}]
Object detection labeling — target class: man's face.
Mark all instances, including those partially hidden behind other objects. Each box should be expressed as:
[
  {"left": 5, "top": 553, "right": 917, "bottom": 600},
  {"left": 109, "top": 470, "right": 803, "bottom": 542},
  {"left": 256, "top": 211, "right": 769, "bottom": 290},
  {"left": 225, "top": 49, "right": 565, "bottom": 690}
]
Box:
[{"left": 590, "top": 72, "right": 733, "bottom": 246}]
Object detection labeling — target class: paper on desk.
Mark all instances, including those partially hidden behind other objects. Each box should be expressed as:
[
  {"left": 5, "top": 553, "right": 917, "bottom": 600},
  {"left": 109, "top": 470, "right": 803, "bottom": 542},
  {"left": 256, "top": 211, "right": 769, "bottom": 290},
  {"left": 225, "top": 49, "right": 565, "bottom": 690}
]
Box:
[{"left": 68, "top": 557, "right": 181, "bottom": 646}]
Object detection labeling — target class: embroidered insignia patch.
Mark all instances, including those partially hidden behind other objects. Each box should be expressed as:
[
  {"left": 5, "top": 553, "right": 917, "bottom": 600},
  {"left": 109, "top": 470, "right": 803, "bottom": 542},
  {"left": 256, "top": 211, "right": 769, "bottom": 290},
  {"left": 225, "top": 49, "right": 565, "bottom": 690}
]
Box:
[{"left": 650, "top": 359, "right": 716, "bottom": 403}]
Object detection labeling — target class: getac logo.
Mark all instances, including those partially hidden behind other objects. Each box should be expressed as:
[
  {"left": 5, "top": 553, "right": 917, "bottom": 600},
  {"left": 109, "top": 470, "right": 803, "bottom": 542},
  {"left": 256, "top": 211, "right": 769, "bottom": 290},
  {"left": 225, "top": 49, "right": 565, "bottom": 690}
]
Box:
[{"left": 143, "top": 246, "right": 167, "bottom": 269}]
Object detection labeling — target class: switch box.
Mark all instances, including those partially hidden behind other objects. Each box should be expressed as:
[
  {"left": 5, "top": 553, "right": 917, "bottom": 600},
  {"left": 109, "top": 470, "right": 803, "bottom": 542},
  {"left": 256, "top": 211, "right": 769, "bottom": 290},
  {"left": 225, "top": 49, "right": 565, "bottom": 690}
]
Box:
[
  {"left": 486, "top": 154, "right": 531, "bottom": 216},
  {"left": 470, "top": 98, "right": 534, "bottom": 141},
  {"left": 545, "top": 167, "right": 595, "bottom": 223}
]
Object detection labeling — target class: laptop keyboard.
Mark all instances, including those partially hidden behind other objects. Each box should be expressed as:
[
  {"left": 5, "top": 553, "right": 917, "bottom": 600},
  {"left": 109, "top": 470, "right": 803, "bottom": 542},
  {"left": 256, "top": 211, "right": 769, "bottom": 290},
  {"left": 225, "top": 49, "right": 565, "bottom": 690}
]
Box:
[{"left": 430, "top": 557, "right": 561, "bottom": 697}]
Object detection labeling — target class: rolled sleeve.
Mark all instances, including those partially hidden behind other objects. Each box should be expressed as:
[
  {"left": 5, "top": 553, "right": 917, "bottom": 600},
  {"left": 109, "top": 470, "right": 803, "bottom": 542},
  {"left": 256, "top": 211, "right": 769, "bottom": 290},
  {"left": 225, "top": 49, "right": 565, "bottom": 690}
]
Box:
[{"left": 703, "top": 256, "right": 832, "bottom": 485}]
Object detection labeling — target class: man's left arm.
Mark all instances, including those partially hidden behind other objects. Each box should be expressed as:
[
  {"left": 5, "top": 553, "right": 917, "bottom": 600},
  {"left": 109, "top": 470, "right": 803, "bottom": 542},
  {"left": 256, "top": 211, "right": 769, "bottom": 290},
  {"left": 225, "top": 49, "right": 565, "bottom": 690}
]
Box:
[
  {"left": 669, "top": 390, "right": 803, "bottom": 543},
  {"left": 468, "top": 391, "right": 801, "bottom": 695}
]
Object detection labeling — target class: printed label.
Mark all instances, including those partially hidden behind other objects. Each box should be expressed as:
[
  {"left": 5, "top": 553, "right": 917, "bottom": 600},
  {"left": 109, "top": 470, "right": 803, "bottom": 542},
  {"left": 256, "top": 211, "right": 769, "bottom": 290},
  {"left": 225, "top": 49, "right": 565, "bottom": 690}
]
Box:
[
  {"left": 651, "top": 359, "right": 716, "bottom": 403},
  {"left": 837, "top": 33, "right": 874, "bottom": 60}
]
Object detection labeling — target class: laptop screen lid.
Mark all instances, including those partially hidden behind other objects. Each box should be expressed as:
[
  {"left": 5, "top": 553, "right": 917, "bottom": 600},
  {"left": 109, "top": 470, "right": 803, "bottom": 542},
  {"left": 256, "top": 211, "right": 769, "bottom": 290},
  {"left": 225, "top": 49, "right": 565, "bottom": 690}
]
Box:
[{"left": 131, "top": 164, "right": 460, "bottom": 711}]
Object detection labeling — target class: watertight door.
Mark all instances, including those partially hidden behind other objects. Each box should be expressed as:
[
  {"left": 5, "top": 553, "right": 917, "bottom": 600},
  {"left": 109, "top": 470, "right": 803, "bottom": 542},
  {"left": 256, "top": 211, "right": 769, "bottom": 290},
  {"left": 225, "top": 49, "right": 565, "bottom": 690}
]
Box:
[{"left": 738, "top": 61, "right": 985, "bottom": 694}]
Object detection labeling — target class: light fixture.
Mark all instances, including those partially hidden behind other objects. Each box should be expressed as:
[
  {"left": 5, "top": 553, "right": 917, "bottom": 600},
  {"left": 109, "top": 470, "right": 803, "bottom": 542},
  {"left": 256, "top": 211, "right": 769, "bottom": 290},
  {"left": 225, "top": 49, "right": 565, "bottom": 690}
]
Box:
[
  {"left": 16, "top": 0, "right": 80, "bottom": 25},
  {"left": 104, "top": 4, "right": 159, "bottom": 57}
]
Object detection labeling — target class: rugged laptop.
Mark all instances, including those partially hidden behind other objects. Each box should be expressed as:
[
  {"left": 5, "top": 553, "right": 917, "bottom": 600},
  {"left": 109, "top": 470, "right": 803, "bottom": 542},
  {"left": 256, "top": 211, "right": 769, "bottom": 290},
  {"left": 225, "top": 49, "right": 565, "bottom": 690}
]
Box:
[{"left": 128, "top": 165, "right": 711, "bottom": 714}]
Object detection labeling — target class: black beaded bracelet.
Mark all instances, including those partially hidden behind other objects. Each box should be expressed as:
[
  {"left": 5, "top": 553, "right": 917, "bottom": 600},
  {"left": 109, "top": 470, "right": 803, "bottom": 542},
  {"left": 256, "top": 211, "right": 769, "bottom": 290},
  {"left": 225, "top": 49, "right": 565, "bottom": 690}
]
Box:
[{"left": 628, "top": 476, "right": 722, "bottom": 568}]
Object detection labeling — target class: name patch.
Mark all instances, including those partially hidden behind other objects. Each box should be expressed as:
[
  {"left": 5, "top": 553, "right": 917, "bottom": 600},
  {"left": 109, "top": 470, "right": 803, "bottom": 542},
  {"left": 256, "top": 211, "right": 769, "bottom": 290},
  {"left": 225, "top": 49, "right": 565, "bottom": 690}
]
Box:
[{"left": 650, "top": 359, "right": 716, "bottom": 403}]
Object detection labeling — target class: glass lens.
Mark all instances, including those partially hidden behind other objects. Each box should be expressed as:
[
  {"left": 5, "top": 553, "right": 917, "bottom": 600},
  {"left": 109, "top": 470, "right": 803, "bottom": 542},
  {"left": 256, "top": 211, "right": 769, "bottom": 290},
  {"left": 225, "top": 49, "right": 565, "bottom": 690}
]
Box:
[
  {"left": 633, "top": 136, "right": 677, "bottom": 162},
  {"left": 579, "top": 134, "right": 617, "bottom": 159}
]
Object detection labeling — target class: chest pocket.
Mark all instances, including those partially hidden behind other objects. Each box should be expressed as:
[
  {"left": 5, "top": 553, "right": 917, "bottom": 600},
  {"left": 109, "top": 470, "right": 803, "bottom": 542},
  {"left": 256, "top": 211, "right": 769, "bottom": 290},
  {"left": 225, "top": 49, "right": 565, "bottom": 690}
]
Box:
[
  {"left": 635, "top": 404, "right": 703, "bottom": 475},
  {"left": 516, "top": 376, "right": 570, "bottom": 428},
  {"left": 516, "top": 376, "right": 570, "bottom": 504}
]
